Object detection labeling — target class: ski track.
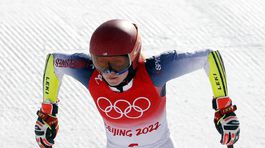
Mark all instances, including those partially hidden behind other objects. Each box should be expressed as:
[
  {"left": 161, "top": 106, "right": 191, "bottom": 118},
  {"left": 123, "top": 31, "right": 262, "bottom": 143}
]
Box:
[{"left": 0, "top": 0, "right": 265, "bottom": 147}]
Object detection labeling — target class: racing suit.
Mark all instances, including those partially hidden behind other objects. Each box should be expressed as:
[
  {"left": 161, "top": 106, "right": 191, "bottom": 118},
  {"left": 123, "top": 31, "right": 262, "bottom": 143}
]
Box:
[{"left": 41, "top": 49, "right": 227, "bottom": 148}]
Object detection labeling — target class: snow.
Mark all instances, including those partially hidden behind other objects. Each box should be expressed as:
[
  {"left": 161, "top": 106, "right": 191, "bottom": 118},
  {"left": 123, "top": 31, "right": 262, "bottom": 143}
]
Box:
[{"left": 0, "top": 0, "right": 265, "bottom": 147}]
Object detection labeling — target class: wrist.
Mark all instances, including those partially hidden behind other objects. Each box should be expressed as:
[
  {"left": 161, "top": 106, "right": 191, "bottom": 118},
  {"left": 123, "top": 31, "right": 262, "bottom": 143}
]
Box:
[
  {"left": 212, "top": 96, "right": 237, "bottom": 122},
  {"left": 212, "top": 96, "right": 232, "bottom": 110},
  {"left": 41, "top": 102, "right": 58, "bottom": 116},
  {"left": 37, "top": 102, "right": 59, "bottom": 127},
  {"left": 37, "top": 110, "right": 58, "bottom": 127}
]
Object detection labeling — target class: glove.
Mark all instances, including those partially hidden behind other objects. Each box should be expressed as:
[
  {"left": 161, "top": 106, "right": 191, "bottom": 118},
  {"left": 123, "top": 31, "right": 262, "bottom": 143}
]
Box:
[
  {"left": 35, "top": 103, "right": 59, "bottom": 148},
  {"left": 213, "top": 97, "right": 240, "bottom": 146}
]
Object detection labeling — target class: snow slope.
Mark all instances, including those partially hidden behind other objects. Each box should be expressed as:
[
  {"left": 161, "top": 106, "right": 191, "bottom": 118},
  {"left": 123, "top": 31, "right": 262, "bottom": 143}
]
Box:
[{"left": 0, "top": 0, "right": 265, "bottom": 147}]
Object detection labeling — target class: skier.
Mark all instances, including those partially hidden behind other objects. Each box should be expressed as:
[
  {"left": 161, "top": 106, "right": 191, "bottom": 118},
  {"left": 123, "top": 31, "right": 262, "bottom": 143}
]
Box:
[{"left": 34, "top": 19, "right": 240, "bottom": 148}]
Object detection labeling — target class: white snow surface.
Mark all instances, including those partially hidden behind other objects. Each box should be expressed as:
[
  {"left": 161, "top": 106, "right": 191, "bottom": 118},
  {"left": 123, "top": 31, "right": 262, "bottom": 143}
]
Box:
[{"left": 0, "top": 0, "right": 265, "bottom": 147}]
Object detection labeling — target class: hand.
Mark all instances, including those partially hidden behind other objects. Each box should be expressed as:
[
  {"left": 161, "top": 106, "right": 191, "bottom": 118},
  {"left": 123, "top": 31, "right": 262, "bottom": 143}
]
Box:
[
  {"left": 35, "top": 103, "right": 59, "bottom": 148},
  {"left": 215, "top": 112, "right": 240, "bottom": 145},
  {"left": 213, "top": 97, "right": 240, "bottom": 146}
]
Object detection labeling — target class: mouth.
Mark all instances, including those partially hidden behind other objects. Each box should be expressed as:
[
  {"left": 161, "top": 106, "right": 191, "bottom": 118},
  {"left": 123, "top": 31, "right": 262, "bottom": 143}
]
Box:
[
  {"left": 108, "top": 76, "right": 118, "bottom": 80},
  {"left": 106, "top": 78, "right": 119, "bottom": 84}
]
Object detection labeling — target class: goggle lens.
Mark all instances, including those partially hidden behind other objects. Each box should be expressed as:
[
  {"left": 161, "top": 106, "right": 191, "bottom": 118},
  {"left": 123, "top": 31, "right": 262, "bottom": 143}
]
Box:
[{"left": 92, "top": 55, "right": 131, "bottom": 75}]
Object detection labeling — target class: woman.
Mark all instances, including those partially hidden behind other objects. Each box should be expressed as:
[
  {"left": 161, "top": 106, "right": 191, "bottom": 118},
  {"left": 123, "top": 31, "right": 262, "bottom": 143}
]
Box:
[{"left": 34, "top": 19, "right": 240, "bottom": 148}]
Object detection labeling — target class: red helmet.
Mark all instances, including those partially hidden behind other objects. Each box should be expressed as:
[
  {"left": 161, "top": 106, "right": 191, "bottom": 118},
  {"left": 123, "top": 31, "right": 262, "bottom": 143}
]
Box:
[{"left": 89, "top": 19, "right": 141, "bottom": 69}]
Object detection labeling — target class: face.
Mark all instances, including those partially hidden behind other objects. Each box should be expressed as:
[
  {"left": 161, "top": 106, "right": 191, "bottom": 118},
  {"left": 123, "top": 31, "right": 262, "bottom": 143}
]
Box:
[
  {"left": 101, "top": 70, "right": 129, "bottom": 86},
  {"left": 92, "top": 55, "right": 131, "bottom": 86}
]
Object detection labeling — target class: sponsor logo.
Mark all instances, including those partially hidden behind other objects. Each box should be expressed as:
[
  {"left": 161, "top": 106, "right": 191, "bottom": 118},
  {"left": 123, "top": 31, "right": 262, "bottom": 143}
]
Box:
[
  {"left": 213, "top": 73, "right": 222, "bottom": 90},
  {"left": 55, "top": 58, "right": 89, "bottom": 68},
  {"left": 44, "top": 76, "right": 50, "bottom": 95},
  {"left": 154, "top": 57, "right": 161, "bottom": 71},
  {"left": 97, "top": 97, "right": 151, "bottom": 119}
]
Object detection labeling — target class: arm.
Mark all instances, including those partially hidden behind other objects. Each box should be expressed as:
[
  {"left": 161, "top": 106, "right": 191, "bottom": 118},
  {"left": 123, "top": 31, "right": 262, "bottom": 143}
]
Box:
[
  {"left": 207, "top": 50, "right": 228, "bottom": 98},
  {"left": 145, "top": 49, "right": 213, "bottom": 87},
  {"left": 35, "top": 54, "right": 60, "bottom": 148},
  {"left": 145, "top": 49, "right": 240, "bottom": 146},
  {"left": 207, "top": 51, "right": 240, "bottom": 146},
  {"left": 35, "top": 53, "right": 94, "bottom": 148},
  {"left": 43, "top": 54, "right": 61, "bottom": 103},
  {"left": 42, "top": 52, "right": 94, "bottom": 102}
]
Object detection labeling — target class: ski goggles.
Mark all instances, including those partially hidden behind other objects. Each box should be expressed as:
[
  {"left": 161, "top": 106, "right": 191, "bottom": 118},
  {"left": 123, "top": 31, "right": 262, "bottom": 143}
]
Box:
[{"left": 92, "top": 54, "right": 131, "bottom": 75}]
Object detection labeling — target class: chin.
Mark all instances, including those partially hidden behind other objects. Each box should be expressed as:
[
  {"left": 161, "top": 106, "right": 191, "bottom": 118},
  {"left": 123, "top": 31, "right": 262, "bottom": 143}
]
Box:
[{"left": 106, "top": 80, "right": 122, "bottom": 86}]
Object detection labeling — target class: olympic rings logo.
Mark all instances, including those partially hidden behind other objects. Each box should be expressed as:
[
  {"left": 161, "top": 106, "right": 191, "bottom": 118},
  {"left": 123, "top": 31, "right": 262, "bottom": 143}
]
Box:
[{"left": 96, "top": 97, "right": 151, "bottom": 119}]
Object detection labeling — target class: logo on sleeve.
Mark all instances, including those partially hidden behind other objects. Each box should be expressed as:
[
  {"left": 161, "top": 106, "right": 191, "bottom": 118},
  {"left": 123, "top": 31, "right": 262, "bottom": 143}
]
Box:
[{"left": 154, "top": 57, "right": 161, "bottom": 71}]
